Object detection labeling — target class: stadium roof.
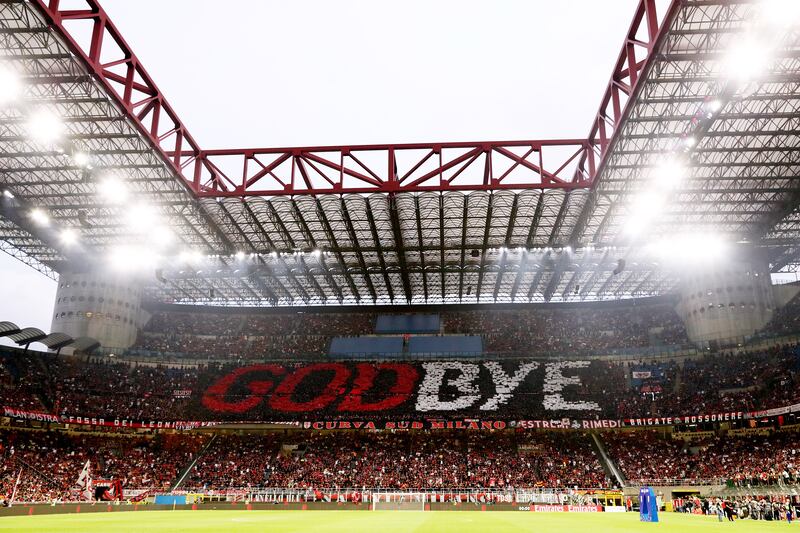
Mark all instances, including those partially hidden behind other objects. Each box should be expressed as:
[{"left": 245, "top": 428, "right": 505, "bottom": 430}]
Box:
[{"left": 0, "top": 0, "right": 799, "bottom": 306}]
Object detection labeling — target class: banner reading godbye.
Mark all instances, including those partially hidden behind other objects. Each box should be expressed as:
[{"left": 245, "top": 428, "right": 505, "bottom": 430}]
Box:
[{"left": 200, "top": 360, "right": 605, "bottom": 416}]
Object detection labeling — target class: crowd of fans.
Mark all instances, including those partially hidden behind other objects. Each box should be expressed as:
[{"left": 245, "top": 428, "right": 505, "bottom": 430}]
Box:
[
  {"left": 126, "top": 303, "right": 690, "bottom": 360},
  {"left": 143, "top": 310, "right": 375, "bottom": 338},
  {"left": 40, "top": 356, "right": 199, "bottom": 421},
  {"left": 0, "top": 342, "right": 798, "bottom": 423},
  {"left": 0, "top": 429, "right": 206, "bottom": 502},
  {"left": 0, "top": 355, "right": 45, "bottom": 412},
  {"left": 444, "top": 304, "right": 688, "bottom": 355},
  {"left": 759, "top": 291, "right": 800, "bottom": 338},
  {"left": 613, "top": 344, "right": 800, "bottom": 419},
  {"left": 130, "top": 310, "right": 375, "bottom": 360},
  {"left": 2, "top": 426, "right": 799, "bottom": 503},
  {"left": 185, "top": 431, "right": 610, "bottom": 491},
  {"left": 603, "top": 430, "right": 800, "bottom": 487}
]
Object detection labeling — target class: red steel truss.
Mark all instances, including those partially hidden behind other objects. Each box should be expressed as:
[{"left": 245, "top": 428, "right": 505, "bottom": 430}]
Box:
[
  {"left": 578, "top": 0, "right": 673, "bottom": 179},
  {"left": 30, "top": 0, "right": 203, "bottom": 189},
  {"left": 30, "top": 0, "right": 670, "bottom": 196},
  {"left": 182, "top": 140, "right": 592, "bottom": 196}
]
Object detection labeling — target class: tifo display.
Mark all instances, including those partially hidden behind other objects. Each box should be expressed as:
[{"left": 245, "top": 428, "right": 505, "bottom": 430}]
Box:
[{"left": 2, "top": 342, "right": 798, "bottom": 423}]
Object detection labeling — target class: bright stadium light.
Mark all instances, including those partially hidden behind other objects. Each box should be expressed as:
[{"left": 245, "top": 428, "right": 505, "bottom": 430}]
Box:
[
  {"left": 0, "top": 65, "right": 21, "bottom": 105},
  {"left": 109, "top": 245, "right": 159, "bottom": 272},
  {"left": 29, "top": 208, "right": 49, "bottom": 226},
  {"left": 97, "top": 176, "right": 128, "bottom": 203},
  {"left": 72, "top": 151, "right": 91, "bottom": 168},
  {"left": 705, "top": 99, "right": 723, "bottom": 115},
  {"left": 59, "top": 228, "right": 78, "bottom": 245},
  {"left": 760, "top": 0, "right": 800, "bottom": 27},
  {"left": 26, "top": 109, "right": 65, "bottom": 144},
  {"left": 2, "top": 189, "right": 13, "bottom": 199},
  {"left": 654, "top": 159, "right": 686, "bottom": 188},
  {"left": 646, "top": 234, "right": 728, "bottom": 263},
  {"left": 125, "top": 203, "right": 158, "bottom": 230},
  {"left": 153, "top": 226, "right": 174, "bottom": 247},
  {"left": 179, "top": 249, "right": 203, "bottom": 263},
  {"left": 723, "top": 38, "right": 770, "bottom": 82},
  {"left": 235, "top": 251, "right": 246, "bottom": 260},
  {"left": 625, "top": 192, "right": 665, "bottom": 234},
  {"left": 630, "top": 191, "right": 665, "bottom": 214}
]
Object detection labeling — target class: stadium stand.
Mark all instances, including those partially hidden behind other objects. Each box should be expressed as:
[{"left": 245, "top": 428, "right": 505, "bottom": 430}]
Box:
[
  {"left": 602, "top": 430, "right": 800, "bottom": 488},
  {"left": 0, "top": 429, "right": 206, "bottom": 502},
  {"left": 184, "top": 431, "right": 610, "bottom": 491},
  {"left": 3, "top": 423, "right": 800, "bottom": 503},
  {"left": 759, "top": 291, "right": 800, "bottom": 337},
  {"left": 1, "top": 342, "right": 798, "bottom": 423},
  {"left": 126, "top": 301, "right": 691, "bottom": 360}
]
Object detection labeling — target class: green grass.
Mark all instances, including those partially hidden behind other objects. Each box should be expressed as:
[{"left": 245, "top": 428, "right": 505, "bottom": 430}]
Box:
[{"left": 0, "top": 510, "right": 794, "bottom": 533}]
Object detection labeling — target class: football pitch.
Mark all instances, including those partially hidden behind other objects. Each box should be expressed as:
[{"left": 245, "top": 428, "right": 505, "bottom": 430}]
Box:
[{"left": 0, "top": 510, "right": 794, "bottom": 532}]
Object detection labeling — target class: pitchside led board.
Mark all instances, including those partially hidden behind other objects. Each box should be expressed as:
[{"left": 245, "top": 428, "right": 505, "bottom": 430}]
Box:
[{"left": 639, "top": 487, "right": 659, "bottom": 523}]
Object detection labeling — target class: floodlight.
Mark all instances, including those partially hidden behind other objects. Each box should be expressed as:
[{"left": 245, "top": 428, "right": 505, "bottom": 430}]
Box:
[
  {"left": 179, "top": 249, "right": 203, "bottom": 263},
  {"left": 723, "top": 39, "right": 770, "bottom": 82},
  {"left": 153, "top": 226, "right": 174, "bottom": 246},
  {"left": 235, "top": 251, "right": 246, "bottom": 260},
  {"left": 60, "top": 228, "right": 78, "bottom": 245},
  {"left": 26, "top": 109, "right": 65, "bottom": 144},
  {"left": 646, "top": 234, "right": 728, "bottom": 263},
  {"left": 0, "top": 66, "right": 21, "bottom": 105},
  {"left": 72, "top": 151, "right": 91, "bottom": 168},
  {"left": 29, "top": 208, "right": 49, "bottom": 226},
  {"left": 2, "top": 190, "right": 13, "bottom": 199},
  {"left": 760, "top": 0, "right": 800, "bottom": 27},
  {"left": 98, "top": 176, "right": 128, "bottom": 203},
  {"left": 654, "top": 159, "right": 686, "bottom": 188},
  {"left": 625, "top": 192, "right": 665, "bottom": 235},
  {"left": 630, "top": 191, "right": 665, "bottom": 214},
  {"left": 109, "top": 245, "right": 159, "bottom": 272},
  {"left": 705, "top": 100, "right": 723, "bottom": 115},
  {"left": 125, "top": 203, "right": 157, "bottom": 230}
]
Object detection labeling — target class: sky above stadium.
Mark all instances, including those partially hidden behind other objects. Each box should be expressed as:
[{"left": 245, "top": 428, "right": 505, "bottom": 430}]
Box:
[{"left": 0, "top": 0, "right": 675, "bottom": 339}]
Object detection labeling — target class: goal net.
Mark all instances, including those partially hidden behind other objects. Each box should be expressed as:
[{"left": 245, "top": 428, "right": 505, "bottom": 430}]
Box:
[{"left": 371, "top": 492, "right": 426, "bottom": 511}]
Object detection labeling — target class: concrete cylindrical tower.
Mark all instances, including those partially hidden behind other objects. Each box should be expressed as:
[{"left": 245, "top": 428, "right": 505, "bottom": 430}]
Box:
[
  {"left": 676, "top": 249, "right": 775, "bottom": 345},
  {"left": 51, "top": 272, "right": 145, "bottom": 351}
]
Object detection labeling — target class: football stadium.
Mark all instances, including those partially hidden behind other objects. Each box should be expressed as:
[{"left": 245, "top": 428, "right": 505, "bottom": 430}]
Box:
[{"left": 1, "top": 0, "right": 800, "bottom": 531}]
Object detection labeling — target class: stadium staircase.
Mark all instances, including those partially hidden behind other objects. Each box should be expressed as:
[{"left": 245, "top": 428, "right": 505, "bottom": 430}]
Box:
[
  {"left": 169, "top": 434, "right": 217, "bottom": 492},
  {"left": 672, "top": 367, "right": 682, "bottom": 396},
  {"left": 591, "top": 433, "right": 625, "bottom": 488}
]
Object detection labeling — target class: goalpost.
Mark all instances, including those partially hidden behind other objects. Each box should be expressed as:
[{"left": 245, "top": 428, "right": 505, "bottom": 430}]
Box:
[{"left": 371, "top": 492, "right": 426, "bottom": 511}]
